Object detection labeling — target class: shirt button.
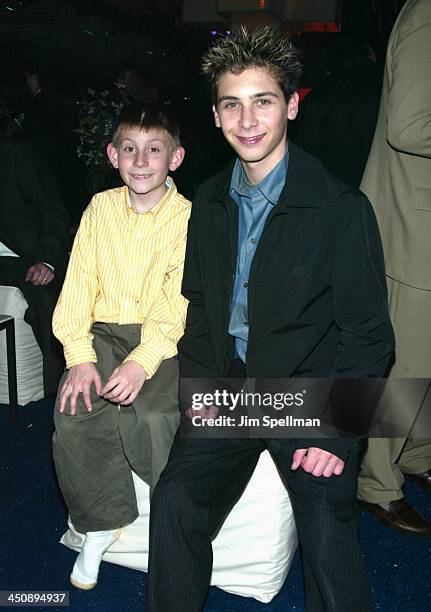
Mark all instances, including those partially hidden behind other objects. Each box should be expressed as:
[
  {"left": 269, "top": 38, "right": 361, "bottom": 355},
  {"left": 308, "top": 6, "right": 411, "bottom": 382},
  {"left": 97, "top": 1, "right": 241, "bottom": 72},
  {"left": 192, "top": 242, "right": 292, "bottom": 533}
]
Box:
[
  {"left": 250, "top": 238, "right": 257, "bottom": 244},
  {"left": 243, "top": 282, "right": 248, "bottom": 288}
]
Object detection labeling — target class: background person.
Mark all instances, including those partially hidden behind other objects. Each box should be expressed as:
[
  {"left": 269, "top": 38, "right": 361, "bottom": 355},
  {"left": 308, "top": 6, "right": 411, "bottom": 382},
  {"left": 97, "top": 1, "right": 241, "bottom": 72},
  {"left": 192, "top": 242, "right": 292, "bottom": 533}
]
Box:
[
  {"left": 0, "top": 138, "right": 69, "bottom": 396},
  {"left": 358, "top": 0, "right": 431, "bottom": 536}
]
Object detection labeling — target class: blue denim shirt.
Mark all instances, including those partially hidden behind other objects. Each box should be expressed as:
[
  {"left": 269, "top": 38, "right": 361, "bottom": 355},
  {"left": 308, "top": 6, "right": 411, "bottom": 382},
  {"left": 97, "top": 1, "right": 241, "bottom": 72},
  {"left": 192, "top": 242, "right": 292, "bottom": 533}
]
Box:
[{"left": 228, "top": 149, "right": 289, "bottom": 362}]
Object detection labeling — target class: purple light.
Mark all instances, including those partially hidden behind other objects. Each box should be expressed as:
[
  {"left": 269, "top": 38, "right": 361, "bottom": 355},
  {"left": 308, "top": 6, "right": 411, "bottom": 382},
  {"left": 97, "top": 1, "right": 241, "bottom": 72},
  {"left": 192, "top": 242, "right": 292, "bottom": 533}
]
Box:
[{"left": 210, "top": 30, "right": 218, "bottom": 36}]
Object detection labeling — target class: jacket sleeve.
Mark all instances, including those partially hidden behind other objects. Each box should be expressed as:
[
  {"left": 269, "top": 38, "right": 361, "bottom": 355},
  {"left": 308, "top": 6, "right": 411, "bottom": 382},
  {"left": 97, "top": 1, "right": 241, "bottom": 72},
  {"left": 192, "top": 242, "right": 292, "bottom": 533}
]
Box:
[
  {"left": 177, "top": 198, "right": 219, "bottom": 380},
  {"left": 331, "top": 191, "right": 395, "bottom": 377},
  {"left": 18, "top": 143, "right": 70, "bottom": 273},
  {"left": 387, "top": 12, "right": 431, "bottom": 158}
]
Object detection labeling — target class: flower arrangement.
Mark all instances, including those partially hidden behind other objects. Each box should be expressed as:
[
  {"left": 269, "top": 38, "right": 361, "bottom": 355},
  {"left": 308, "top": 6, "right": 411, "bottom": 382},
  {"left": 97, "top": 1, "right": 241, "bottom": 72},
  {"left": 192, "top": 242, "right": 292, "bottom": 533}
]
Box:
[{"left": 76, "top": 89, "right": 123, "bottom": 166}]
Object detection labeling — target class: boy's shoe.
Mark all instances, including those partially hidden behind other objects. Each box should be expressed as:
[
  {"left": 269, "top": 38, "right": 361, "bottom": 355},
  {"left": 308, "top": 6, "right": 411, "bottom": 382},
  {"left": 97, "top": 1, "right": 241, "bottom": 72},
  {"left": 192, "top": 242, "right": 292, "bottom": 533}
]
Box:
[{"left": 70, "top": 528, "right": 121, "bottom": 590}]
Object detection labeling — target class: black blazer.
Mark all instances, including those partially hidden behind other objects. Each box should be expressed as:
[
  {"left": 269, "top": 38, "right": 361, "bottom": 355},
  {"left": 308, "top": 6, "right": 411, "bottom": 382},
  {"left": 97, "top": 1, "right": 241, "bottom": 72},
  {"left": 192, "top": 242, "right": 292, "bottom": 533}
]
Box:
[
  {"left": 178, "top": 143, "right": 394, "bottom": 382},
  {"left": 0, "top": 139, "right": 69, "bottom": 274}
]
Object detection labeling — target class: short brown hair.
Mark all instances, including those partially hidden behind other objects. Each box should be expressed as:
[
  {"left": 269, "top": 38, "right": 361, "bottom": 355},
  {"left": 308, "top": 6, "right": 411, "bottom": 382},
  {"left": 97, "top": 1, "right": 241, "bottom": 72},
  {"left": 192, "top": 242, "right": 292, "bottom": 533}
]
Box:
[
  {"left": 201, "top": 26, "right": 302, "bottom": 104},
  {"left": 112, "top": 104, "right": 180, "bottom": 150}
]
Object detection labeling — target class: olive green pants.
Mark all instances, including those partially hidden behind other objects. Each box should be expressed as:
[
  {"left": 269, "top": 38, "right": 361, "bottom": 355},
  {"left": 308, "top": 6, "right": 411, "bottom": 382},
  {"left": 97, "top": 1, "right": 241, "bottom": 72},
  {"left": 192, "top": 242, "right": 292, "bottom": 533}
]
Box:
[
  {"left": 358, "top": 279, "right": 431, "bottom": 507},
  {"left": 53, "top": 323, "right": 180, "bottom": 533}
]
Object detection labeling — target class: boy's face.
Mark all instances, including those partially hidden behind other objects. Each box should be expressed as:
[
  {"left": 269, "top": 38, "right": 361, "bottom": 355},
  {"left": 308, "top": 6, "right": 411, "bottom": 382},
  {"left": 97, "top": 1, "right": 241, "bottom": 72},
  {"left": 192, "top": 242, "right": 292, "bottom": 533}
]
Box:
[
  {"left": 212, "top": 67, "right": 298, "bottom": 183},
  {"left": 107, "top": 127, "right": 184, "bottom": 210}
]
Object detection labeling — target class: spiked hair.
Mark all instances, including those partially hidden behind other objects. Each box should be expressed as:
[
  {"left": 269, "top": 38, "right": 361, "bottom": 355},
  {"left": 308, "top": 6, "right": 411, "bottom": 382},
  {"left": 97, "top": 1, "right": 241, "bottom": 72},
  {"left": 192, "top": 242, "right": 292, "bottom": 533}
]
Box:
[{"left": 201, "top": 26, "right": 303, "bottom": 104}]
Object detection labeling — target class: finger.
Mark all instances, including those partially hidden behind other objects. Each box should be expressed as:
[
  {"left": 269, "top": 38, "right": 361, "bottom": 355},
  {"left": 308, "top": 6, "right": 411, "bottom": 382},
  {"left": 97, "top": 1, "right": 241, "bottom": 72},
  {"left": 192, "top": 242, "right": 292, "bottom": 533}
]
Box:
[
  {"left": 103, "top": 382, "right": 124, "bottom": 401},
  {"left": 69, "top": 390, "right": 80, "bottom": 416},
  {"left": 302, "top": 450, "right": 324, "bottom": 473},
  {"left": 207, "top": 406, "right": 219, "bottom": 418},
  {"left": 301, "top": 455, "right": 317, "bottom": 473},
  {"left": 291, "top": 448, "right": 307, "bottom": 470},
  {"left": 100, "top": 377, "right": 119, "bottom": 396},
  {"left": 94, "top": 373, "right": 102, "bottom": 396},
  {"left": 117, "top": 388, "right": 136, "bottom": 405},
  {"left": 82, "top": 383, "right": 93, "bottom": 412},
  {"left": 126, "top": 389, "right": 139, "bottom": 405},
  {"left": 59, "top": 384, "right": 72, "bottom": 413},
  {"left": 33, "top": 271, "right": 45, "bottom": 285},
  {"left": 333, "top": 460, "right": 345, "bottom": 476},
  {"left": 310, "top": 458, "right": 330, "bottom": 477},
  {"left": 201, "top": 406, "right": 218, "bottom": 420},
  {"left": 112, "top": 386, "right": 132, "bottom": 403},
  {"left": 26, "top": 267, "right": 35, "bottom": 281},
  {"left": 322, "top": 457, "right": 340, "bottom": 478}
]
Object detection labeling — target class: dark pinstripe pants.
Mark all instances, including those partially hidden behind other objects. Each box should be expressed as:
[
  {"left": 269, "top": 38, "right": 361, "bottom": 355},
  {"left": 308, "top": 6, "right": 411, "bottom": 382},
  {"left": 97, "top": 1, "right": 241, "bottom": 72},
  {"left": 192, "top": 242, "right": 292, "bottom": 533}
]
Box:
[{"left": 147, "top": 434, "right": 371, "bottom": 612}]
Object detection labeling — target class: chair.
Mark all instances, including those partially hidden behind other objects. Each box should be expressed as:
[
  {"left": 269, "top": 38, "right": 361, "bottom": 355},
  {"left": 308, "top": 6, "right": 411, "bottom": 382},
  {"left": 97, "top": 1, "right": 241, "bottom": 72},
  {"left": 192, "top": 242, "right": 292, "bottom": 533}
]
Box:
[
  {"left": 61, "top": 450, "right": 298, "bottom": 603},
  {"left": 0, "top": 285, "right": 44, "bottom": 406}
]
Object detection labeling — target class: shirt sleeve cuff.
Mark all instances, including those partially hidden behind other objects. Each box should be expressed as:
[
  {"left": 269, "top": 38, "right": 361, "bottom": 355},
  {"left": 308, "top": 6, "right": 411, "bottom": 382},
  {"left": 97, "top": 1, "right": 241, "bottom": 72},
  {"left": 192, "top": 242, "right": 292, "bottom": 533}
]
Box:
[
  {"left": 124, "top": 344, "right": 177, "bottom": 379},
  {"left": 63, "top": 339, "right": 97, "bottom": 369}
]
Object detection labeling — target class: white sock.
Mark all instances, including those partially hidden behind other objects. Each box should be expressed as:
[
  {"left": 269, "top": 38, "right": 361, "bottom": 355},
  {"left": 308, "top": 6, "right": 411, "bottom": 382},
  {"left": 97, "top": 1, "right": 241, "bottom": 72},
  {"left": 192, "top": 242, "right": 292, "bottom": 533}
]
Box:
[{"left": 70, "top": 528, "right": 120, "bottom": 588}]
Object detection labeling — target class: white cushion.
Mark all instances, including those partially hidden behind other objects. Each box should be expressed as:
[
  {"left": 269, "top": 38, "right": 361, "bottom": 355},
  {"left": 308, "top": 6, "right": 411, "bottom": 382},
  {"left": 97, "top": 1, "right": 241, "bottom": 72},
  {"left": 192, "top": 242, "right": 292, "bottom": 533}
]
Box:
[
  {"left": 0, "top": 285, "right": 44, "bottom": 405},
  {"left": 61, "top": 450, "right": 297, "bottom": 603}
]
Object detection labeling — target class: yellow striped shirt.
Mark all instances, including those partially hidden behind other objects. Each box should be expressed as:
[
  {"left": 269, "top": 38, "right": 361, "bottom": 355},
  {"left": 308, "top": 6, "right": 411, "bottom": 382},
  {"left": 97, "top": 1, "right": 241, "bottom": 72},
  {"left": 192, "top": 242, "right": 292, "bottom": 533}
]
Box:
[{"left": 53, "top": 178, "right": 191, "bottom": 378}]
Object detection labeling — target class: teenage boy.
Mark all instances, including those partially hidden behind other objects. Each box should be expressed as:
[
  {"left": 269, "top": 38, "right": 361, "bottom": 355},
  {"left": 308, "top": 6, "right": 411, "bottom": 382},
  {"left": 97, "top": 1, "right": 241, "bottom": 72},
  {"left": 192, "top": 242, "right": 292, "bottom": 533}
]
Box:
[
  {"left": 52, "top": 105, "right": 190, "bottom": 590},
  {"left": 147, "top": 28, "right": 394, "bottom": 611}
]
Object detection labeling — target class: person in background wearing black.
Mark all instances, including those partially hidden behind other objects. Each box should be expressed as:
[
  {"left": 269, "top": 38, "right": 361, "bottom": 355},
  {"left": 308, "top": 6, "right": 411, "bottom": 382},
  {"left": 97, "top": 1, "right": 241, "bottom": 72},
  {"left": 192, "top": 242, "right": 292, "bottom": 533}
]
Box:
[
  {"left": 0, "top": 136, "right": 69, "bottom": 396},
  {"left": 291, "top": 36, "right": 381, "bottom": 188}
]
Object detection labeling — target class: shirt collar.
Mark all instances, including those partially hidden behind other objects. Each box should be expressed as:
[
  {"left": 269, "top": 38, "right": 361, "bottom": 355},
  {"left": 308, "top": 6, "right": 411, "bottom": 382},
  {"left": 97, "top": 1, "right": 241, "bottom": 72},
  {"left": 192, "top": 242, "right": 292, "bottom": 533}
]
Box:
[
  {"left": 229, "top": 146, "right": 289, "bottom": 206},
  {"left": 124, "top": 176, "right": 176, "bottom": 217}
]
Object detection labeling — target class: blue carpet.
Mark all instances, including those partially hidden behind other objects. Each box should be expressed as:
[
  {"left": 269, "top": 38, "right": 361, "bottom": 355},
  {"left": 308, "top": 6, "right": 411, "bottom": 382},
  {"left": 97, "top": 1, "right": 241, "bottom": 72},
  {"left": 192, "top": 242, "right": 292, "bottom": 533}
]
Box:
[{"left": 0, "top": 400, "right": 430, "bottom": 611}]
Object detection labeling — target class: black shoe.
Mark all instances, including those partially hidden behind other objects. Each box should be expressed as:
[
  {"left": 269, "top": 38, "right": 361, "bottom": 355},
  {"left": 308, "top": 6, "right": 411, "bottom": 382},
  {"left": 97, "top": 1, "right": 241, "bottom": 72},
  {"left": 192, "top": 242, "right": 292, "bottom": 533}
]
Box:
[
  {"left": 403, "top": 469, "right": 431, "bottom": 494},
  {"left": 359, "top": 498, "right": 431, "bottom": 537}
]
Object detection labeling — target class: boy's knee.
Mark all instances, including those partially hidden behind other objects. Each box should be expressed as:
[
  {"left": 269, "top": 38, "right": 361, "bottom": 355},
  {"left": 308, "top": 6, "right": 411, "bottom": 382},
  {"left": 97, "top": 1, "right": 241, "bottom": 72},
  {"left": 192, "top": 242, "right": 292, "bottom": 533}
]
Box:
[{"left": 141, "top": 405, "right": 179, "bottom": 434}]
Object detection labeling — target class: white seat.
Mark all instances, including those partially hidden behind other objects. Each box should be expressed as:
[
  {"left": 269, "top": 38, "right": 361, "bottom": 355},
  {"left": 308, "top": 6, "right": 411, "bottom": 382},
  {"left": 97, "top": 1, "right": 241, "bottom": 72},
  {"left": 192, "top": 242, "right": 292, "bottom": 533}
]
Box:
[
  {"left": 61, "top": 450, "right": 297, "bottom": 603},
  {"left": 0, "top": 285, "right": 44, "bottom": 405}
]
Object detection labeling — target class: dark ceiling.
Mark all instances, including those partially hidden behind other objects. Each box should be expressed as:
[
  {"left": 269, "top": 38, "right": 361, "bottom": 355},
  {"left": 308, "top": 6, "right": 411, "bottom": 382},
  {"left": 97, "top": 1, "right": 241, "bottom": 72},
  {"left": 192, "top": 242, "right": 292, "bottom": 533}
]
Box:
[{"left": 0, "top": 0, "right": 206, "bottom": 98}]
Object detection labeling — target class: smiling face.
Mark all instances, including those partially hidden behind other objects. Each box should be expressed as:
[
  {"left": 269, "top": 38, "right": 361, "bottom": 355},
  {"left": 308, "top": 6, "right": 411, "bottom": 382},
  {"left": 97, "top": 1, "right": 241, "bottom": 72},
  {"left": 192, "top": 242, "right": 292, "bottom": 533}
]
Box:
[
  {"left": 212, "top": 67, "right": 298, "bottom": 184},
  {"left": 107, "top": 127, "right": 184, "bottom": 211}
]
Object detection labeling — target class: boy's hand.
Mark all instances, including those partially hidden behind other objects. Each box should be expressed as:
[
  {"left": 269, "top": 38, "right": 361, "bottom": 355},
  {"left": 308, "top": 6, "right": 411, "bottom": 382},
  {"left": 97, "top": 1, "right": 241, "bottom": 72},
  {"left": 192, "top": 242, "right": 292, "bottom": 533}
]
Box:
[
  {"left": 59, "top": 363, "right": 102, "bottom": 415},
  {"left": 100, "top": 361, "right": 147, "bottom": 405},
  {"left": 291, "top": 447, "right": 345, "bottom": 477}
]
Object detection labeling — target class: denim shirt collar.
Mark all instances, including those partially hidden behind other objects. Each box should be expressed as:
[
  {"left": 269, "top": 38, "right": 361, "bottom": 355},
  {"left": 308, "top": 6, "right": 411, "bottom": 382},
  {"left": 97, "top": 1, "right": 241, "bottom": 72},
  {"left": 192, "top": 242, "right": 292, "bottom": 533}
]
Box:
[{"left": 229, "top": 146, "right": 289, "bottom": 206}]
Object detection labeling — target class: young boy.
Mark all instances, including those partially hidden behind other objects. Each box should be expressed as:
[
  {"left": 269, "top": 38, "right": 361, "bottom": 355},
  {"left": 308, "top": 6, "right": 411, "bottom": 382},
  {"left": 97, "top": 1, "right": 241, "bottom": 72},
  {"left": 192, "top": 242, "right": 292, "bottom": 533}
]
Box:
[
  {"left": 147, "top": 28, "right": 394, "bottom": 611},
  {"left": 52, "top": 104, "right": 190, "bottom": 590}
]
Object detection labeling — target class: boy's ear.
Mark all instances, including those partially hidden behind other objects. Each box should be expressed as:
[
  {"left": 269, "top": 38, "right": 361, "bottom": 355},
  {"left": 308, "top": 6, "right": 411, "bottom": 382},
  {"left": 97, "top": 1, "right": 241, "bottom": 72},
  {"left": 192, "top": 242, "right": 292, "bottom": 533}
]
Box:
[
  {"left": 107, "top": 143, "right": 119, "bottom": 168},
  {"left": 169, "top": 146, "right": 186, "bottom": 172},
  {"left": 212, "top": 104, "right": 221, "bottom": 128},
  {"left": 287, "top": 92, "right": 299, "bottom": 120}
]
